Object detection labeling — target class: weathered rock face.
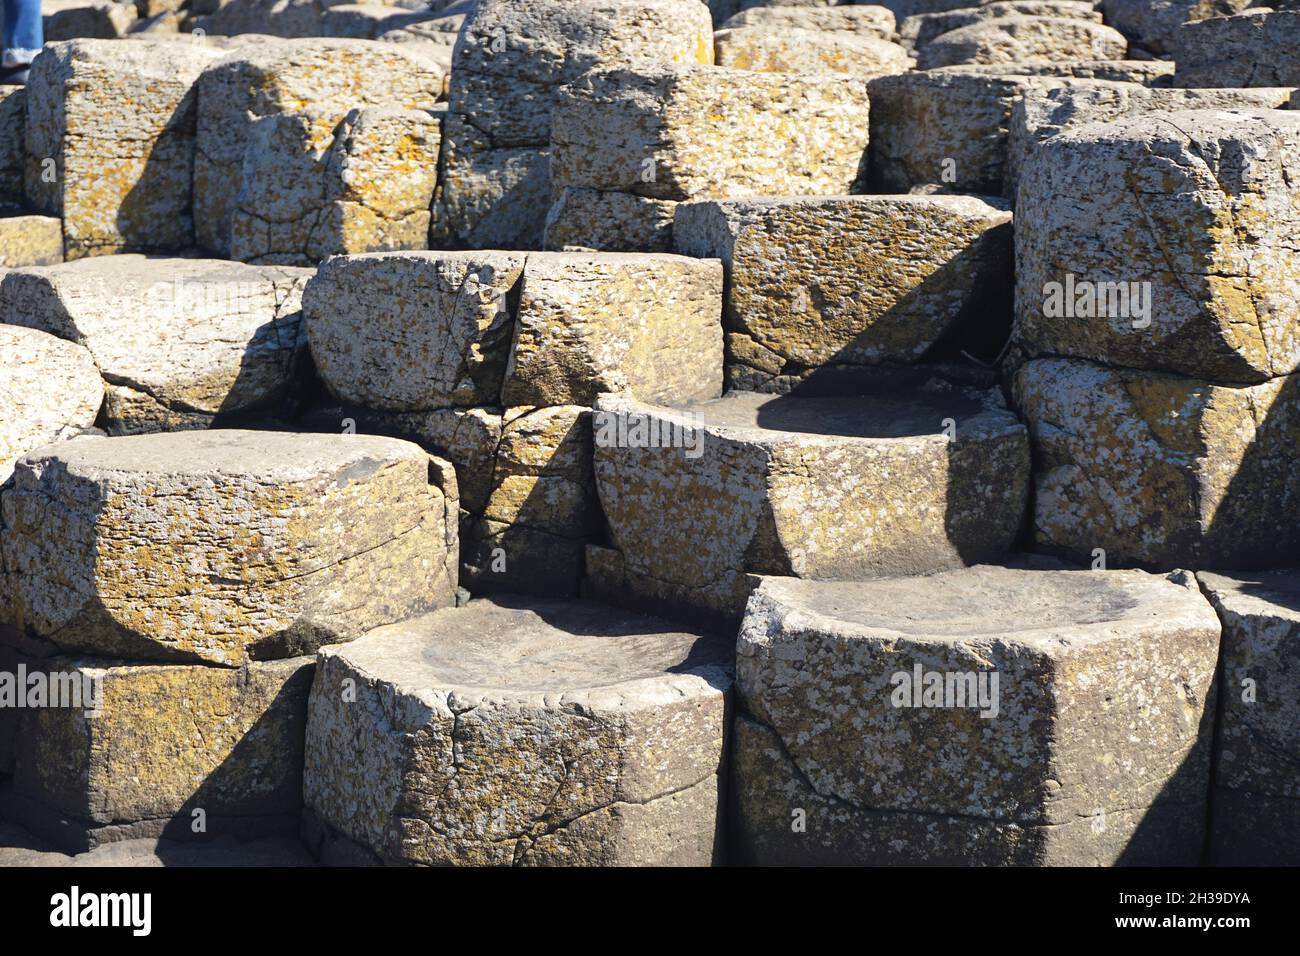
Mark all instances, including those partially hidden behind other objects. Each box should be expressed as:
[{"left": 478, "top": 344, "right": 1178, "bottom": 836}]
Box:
[
  {"left": 8, "top": 656, "right": 313, "bottom": 852},
  {"left": 461, "top": 405, "right": 601, "bottom": 598},
  {"left": 732, "top": 565, "right": 1220, "bottom": 865},
  {"left": 0, "top": 431, "right": 458, "bottom": 665},
  {"left": 304, "top": 250, "right": 527, "bottom": 411},
  {"left": 195, "top": 38, "right": 443, "bottom": 257},
  {"left": 916, "top": 16, "right": 1128, "bottom": 69},
  {"left": 1105, "top": 0, "right": 1252, "bottom": 56},
  {"left": 302, "top": 595, "right": 732, "bottom": 866},
  {"left": 1007, "top": 84, "right": 1296, "bottom": 197},
  {"left": 672, "top": 195, "right": 1012, "bottom": 391},
  {"left": 1013, "top": 357, "right": 1300, "bottom": 569},
  {"left": 548, "top": 64, "right": 871, "bottom": 250},
  {"left": 0, "top": 88, "right": 24, "bottom": 210},
  {"left": 903, "top": 2, "right": 1103, "bottom": 50},
  {"left": 0, "top": 327, "right": 102, "bottom": 484},
  {"left": 501, "top": 252, "right": 723, "bottom": 407},
  {"left": 1173, "top": 11, "right": 1300, "bottom": 88},
  {"left": 0, "top": 256, "right": 313, "bottom": 434},
  {"left": 435, "top": 0, "right": 714, "bottom": 249},
  {"left": 0, "top": 216, "right": 63, "bottom": 268},
  {"left": 713, "top": 26, "right": 911, "bottom": 77},
  {"left": 1198, "top": 570, "right": 1300, "bottom": 865},
  {"left": 1015, "top": 111, "right": 1300, "bottom": 384},
  {"left": 720, "top": 5, "right": 896, "bottom": 38},
  {"left": 868, "top": 69, "right": 1085, "bottom": 194},
  {"left": 229, "top": 105, "right": 441, "bottom": 264},
  {"left": 25, "top": 39, "right": 223, "bottom": 259},
  {"left": 591, "top": 386, "right": 1028, "bottom": 622},
  {"left": 543, "top": 187, "right": 678, "bottom": 252},
  {"left": 43, "top": 0, "right": 139, "bottom": 39}
]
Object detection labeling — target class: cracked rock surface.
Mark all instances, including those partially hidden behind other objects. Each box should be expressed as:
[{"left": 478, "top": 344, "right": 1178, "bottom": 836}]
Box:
[
  {"left": 732, "top": 563, "right": 1220, "bottom": 864},
  {"left": 916, "top": 16, "right": 1129, "bottom": 70},
  {"left": 1198, "top": 570, "right": 1300, "bottom": 864},
  {"left": 0, "top": 326, "right": 102, "bottom": 484},
  {"left": 591, "top": 385, "right": 1028, "bottom": 621},
  {"left": 1014, "top": 110, "right": 1300, "bottom": 383},
  {"left": 1173, "top": 10, "right": 1300, "bottom": 88},
  {"left": 0, "top": 430, "right": 458, "bottom": 665},
  {"left": 0, "top": 255, "right": 313, "bottom": 434},
  {"left": 303, "top": 594, "right": 732, "bottom": 865}
]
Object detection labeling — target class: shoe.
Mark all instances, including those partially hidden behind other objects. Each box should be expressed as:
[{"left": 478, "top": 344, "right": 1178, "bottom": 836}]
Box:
[{"left": 0, "top": 64, "right": 30, "bottom": 86}]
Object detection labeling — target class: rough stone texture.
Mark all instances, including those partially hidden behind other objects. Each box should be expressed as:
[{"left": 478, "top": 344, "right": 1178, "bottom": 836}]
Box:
[
  {"left": 1014, "top": 357, "right": 1300, "bottom": 569},
  {"left": 553, "top": 64, "right": 871, "bottom": 202},
  {"left": 732, "top": 565, "right": 1220, "bottom": 865},
  {"left": 868, "top": 69, "right": 1092, "bottom": 194},
  {"left": 903, "top": 1, "right": 1103, "bottom": 50},
  {"left": 501, "top": 252, "right": 724, "bottom": 407},
  {"left": 0, "top": 216, "right": 64, "bottom": 268},
  {"left": 1173, "top": 11, "right": 1300, "bottom": 88},
  {"left": 302, "top": 595, "right": 732, "bottom": 866},
  {"left": 0, "top": 256, "right": 313, "bottom": 434},
  {"left": 672, "top": 195, "right": 1012, "bottom": 392},
  {"left": 720, "top": 5, "right": 896, "bottom": 38},
  {"left": 6, "top": 656, "right": 313, "bottom": 853},
  {"left": 0, "top": 431, "right": 458, "bottom": 665},
  {"left": 24, "top": 39, "right": 223, "bottom": 259},
  {"left": 461, "top": 405, "right": 601, "bottom": 598},
  {"left": 1105, "top": 0, "right": 1253, "bottom": 56},
  {"left": 0, "top": 87, "right": 24, "bottom": 210},
  {"left": 304, "top": 250, "right": 527, "bottom": 411},
  {"left": 713, "top": 26, "right": 912, "bottom": 77},
  {"left": 1198, "top": 571, "right": 1300, "bottom": 865},
  {"left": 931, "top": 58, "right": 1174, "bottom": 83},
  {"left": 229, "top": 105, "right": 441, "bottom": 264},
  {"left": 195, "top": 38, "right": 442, "bottom": 257},
  {"left": 43, "top": 0, "right": 139, "bottom": 40},
  {"left": 1014, "top": 110, "right": 1300, "bottom": 384},
  {"left": 0, "top": 326, "right": 102, "bottom": 484},
  {"left": 1007, "top": 84, "right": 1297, "bottom": 197},
  {"left": 434, "top": 0, "right": 714, "bottom": 249},
  {"left": 542, "top": 187, "right": 678, "bottom": 252},
  {"left": 591, "top": 385, "right": 1028, "bottom": 622},
  {"left": 916, "top": 16, "right": 1128, "bottom": 69}
]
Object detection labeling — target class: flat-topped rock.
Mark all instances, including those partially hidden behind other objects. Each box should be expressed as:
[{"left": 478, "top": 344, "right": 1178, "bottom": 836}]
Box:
[
  {"left": 1104, "top": 0, "right": 1252, "bottom": 56},
  {"left": 673, "top": 194, "right": 1012, "bottom": 391},
  {"left": 1014, "top": 357, "right": 1300, "bottom": 569},
  {"left": 195, "top": 38, "right": 443, "bottom": 257},
  {"left": 1198, "top": 570, "right": 1300, "bottom": 864},
  {"left": 43, "top": 0, "right": 138, "bottom": 40},
  {"left": 590, "top": 385, "right": 1028, "bottom": 621},
  {"left": 305, "top": 251, "right": 526, "bottom": 411},
  {"left": 0, "top": 325, "right": 102, "bottom": 484},
  {"left": 1007, "top": 84, "right": 1297, "bottom": 196},
  {"left": 733, "top": 563, "right": 1220, "bottom": 864},
  {"left": 0, "top": 216, "right": 62, "bottom": 268},
  {"left": 1173, "top": 10, "right": 1300, "bottom": 88},
  {"left": 904, "top": 2, "right": 1103, "bottom": 50},
  {"left": 916, "top": 16, "right": 1129, "bottom": 69},
  {"left": 303, "top": 595, "right": 732, "bottom": 866},
  {"left": 436, "top": 0, "right": 713, "bottom": 248},
  {"left": 6, "top": 656, "right": 313, "bottom": 853},
  {"left": 25, "top": 38, "right": 223, "bottom": 258},
  {"left": 0, "top": 256, "right": 313, "bottom": 433},
  {"left": 721, "top": 5, "right": 896, "bottom": 38},
  {"left": 0, "top": 430, "right": 458, "bottom": 665},
  {"left": 1015, "top": 110, "right": 1300, "bottom": 383},
  {"left": 501, "top": 251, "right": 723, "bottom": 406},
  {"left": 714, "top": 26, "right": 911, "bottom": 78}
]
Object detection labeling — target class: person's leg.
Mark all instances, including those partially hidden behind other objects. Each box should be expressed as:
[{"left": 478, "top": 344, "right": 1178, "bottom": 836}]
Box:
[{"left": 2, "top": 0, "right": 43, "bottom": 68}]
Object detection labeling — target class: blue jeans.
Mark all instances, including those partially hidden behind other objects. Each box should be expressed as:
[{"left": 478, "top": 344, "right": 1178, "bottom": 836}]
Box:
[{"left": 2, "top": 0, "right": 42, "bottom": 67}]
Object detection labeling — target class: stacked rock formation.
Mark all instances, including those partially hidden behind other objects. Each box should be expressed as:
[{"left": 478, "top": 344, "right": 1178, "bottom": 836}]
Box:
[{"left": 2, "top": 0, "right": 1300, "bottom": 870}]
